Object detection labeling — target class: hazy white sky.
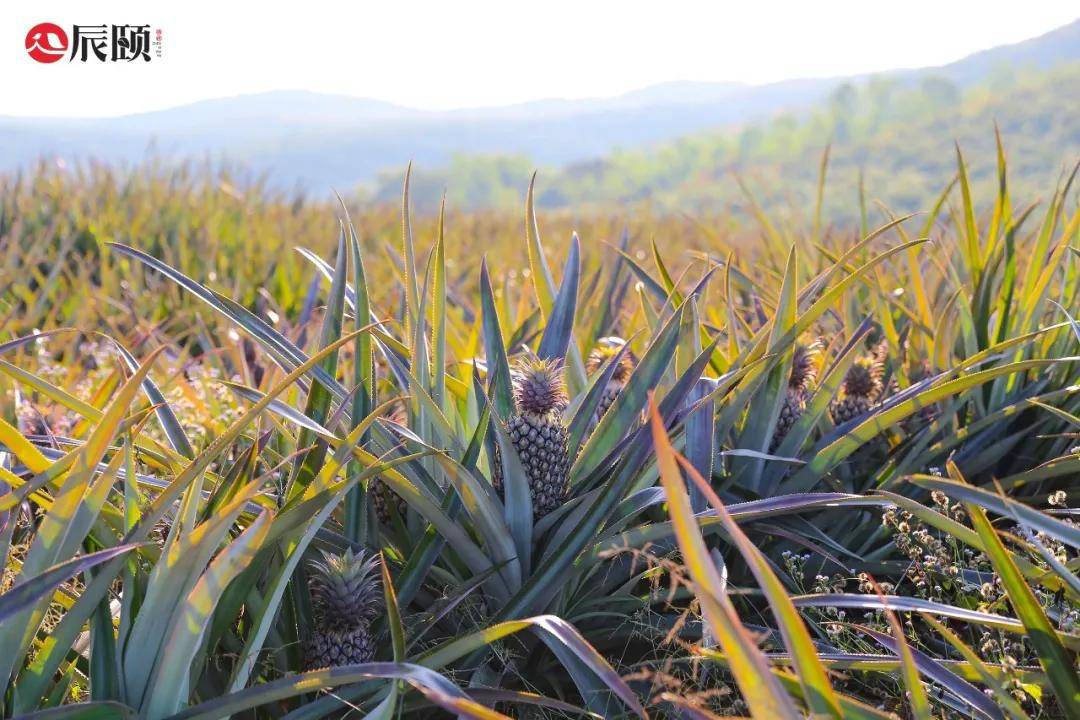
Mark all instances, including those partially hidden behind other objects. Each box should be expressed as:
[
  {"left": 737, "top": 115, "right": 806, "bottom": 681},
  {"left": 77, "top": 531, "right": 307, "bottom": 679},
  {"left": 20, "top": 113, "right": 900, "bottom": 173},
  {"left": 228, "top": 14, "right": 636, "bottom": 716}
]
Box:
[{"left": 1, "top": 1, "right": 1076, "bottom": 117}]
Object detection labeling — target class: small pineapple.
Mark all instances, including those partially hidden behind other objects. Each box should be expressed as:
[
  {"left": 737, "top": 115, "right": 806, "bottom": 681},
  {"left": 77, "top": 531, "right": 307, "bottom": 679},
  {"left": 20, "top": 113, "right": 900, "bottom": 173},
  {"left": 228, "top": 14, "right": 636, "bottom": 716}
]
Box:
[
  {"left": 830, "top": 349, "right": 885, "bottom": 426},
  {"left": 585, "top": 336, "right": 636, "bottom": 434},
  {"left": 831, "top": 341, "right": 890, "bottom": 481},
  {"left": 370, "top": 478, "right": 406, "bottom": 525},
  {"left": 770, "top": 342, "right": 819, "bottom": 451},
  {"left": 304, "top": 549, "right": 381, "bottom": 670},
  {"left": 492, "top": 358, "right": 571, "bottom": 519}
]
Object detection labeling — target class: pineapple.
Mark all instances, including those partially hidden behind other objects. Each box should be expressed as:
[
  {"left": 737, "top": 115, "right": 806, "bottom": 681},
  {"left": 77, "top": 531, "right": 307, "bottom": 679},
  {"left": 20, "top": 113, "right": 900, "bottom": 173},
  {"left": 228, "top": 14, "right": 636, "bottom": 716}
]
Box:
[
  {"left": 829, "top": 348, "right": 885, "bottom": 426},
  {"left": 370, "top": 479, "right": 405, "bottom": 525},
  {"left": 371, "top": 479, "right": 406, "bottom": 524},
  {"left": 492, "top": 358, "right": 571, "bottom": 519},
  {"left": 830, "top": 341, "right": 890, "bottom": 480},
  {"left": 585, "top": 336, "right": 636, "bottom": 434},
  {"left": 770, "top": 342, "right": 819, "bottom": 451},
  {"left": 304, "top": 549, "right": 381, "bottom": 670}
]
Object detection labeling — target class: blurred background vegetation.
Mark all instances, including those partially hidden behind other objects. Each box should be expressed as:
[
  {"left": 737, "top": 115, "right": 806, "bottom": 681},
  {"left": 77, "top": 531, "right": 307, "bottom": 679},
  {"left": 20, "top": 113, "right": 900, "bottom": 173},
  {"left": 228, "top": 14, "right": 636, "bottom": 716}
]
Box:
[{"left": 376, "top": 62, "right": 1080, "bottom": 219}]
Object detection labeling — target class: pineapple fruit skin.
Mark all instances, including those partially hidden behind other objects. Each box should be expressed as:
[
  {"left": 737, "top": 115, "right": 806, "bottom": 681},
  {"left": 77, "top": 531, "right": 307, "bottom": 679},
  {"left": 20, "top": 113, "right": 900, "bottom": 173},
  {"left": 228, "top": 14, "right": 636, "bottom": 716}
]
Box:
[
  {"left": 505, "top": 412, "right": 571, "bottom": 518},
  {"left": 829, "top": 346, "right": 885, "bottom": 427},
  {"left": 770, "top": 389, "right": 807, "bottom": 452},
  {"left": 829, "top": 394, "right": 873, "bottom": 426},
  {"left": 371, "top": 478, "right": 405, "bottom": 524},
  {"left": 372, "top": 404, "right": 410, "bottom": 524},
  {"left": 769, "top": 342, "right": 819, "bottom": 452},
  {"left": 827, "top": 345, "right": 892, "bottom": 479},
  {"left": 588, "top": 383, "right": 621, "bottom": 434},
  {"left": 830, "top": 392, "right": 887, "bottom": 480},
  {"left": 303, "top": 628, "right": 376, "bottom": 670}
]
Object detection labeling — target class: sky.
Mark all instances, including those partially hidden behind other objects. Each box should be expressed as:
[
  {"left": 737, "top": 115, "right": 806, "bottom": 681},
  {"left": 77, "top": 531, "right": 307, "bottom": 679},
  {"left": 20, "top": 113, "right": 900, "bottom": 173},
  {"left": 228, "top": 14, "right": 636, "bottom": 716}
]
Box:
[{"left": 1, "top": 1, "right": 1076, "bottom": 118}]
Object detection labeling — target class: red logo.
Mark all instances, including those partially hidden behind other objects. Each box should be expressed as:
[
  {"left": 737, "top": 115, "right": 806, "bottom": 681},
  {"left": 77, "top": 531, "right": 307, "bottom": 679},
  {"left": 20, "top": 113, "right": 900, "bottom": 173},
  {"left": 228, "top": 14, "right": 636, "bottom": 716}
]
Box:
[{"left": 25, "top": 23, "right": 68, "bottom": 63}]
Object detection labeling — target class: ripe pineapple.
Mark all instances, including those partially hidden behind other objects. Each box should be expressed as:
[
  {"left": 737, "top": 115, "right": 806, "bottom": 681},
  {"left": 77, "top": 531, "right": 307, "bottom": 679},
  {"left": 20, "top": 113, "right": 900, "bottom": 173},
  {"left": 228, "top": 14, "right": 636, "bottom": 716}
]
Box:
[
  {"left": 831, "top": 341, "right": 890, "bottom": 480},
  {"left": 585, "top": 336, "right": 636, "bottom": 434},
  {"left": 770, "top": 342, "right": 819, "bottom": 451},
  {"left": 304, "top": 549, "right": 381, "bottom": 670},
  {"left": 829, "top": 348, "right": 885, "bottom": 426},
  {"left": 492, "top": 358, "right": 571, "bottom": 519}
]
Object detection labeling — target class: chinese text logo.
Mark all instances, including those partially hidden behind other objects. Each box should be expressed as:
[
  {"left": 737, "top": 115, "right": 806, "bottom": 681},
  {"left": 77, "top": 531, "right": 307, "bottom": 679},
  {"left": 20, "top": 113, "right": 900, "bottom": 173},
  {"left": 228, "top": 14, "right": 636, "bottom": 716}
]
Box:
[{"left": 26, "top": 23, "right": 161, "bottom": 64}]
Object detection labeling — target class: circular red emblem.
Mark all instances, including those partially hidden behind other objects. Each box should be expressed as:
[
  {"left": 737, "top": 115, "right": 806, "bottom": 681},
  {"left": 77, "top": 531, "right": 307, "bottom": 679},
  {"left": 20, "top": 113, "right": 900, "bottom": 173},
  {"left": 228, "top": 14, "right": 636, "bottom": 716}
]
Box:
[{"left": 25, "top": 23, "right": 68, "bottom": 63}]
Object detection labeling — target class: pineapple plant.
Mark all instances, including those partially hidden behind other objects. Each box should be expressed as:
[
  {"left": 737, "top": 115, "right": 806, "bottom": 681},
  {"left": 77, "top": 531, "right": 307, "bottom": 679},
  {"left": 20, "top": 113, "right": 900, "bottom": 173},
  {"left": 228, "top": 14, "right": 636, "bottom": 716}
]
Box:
[
  {"left": 303, "top": 549, "right": 382, "bottom": 670},
  {"left": 585, "top": 336, "right": 636, "bottom": 434},
  {"left": 770, "top": 341, "right": 819, "bottom": 451},
  {"left": 5, "top": 140, "right": 1080, "bottom": 719},
  {"left": 492, "top": 358, "right": 572, "bottom": 518}
]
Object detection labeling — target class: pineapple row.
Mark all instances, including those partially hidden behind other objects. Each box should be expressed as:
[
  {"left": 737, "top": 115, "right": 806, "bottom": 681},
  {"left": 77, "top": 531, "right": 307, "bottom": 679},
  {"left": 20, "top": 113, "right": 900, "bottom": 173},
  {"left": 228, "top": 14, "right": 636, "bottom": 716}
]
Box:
[
  {"left": 370, "top": 333, "right": 934, "bottom": 526},
  {"left": 315, "top": 335, "right": 928, "bottom": 673},
  {"left": 772, "top": 337, "right": 936, "bottom": 454}
]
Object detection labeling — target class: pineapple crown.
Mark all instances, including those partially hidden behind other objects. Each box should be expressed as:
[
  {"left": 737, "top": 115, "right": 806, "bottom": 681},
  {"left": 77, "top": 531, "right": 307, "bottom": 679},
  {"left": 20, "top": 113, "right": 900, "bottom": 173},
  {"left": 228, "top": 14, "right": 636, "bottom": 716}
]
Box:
[
  {"left": 871, "top": 338, "right": 889, "bottom": 363},
  {"left": 788, "top": 341, "right": 821, "bottom": 392},
  {"left": 512, "top": 358, "right": 567, "bottom": 415},
  {"left": 843, "top": 353, "right": 885, "bottom": 398},
  {"left": 586, "top": 336, "right": 636, "bottom": 383},
  {"left": 308, "top": 549, "right": 381, "bottom": 633}
]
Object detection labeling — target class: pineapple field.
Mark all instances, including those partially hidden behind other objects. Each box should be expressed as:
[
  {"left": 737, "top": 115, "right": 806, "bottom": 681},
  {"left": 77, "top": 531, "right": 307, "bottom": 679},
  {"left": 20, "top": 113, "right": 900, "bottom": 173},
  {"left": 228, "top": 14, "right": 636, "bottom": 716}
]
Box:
[{"left": 0, "top": 141, "right": 1078, "bottom": 720}]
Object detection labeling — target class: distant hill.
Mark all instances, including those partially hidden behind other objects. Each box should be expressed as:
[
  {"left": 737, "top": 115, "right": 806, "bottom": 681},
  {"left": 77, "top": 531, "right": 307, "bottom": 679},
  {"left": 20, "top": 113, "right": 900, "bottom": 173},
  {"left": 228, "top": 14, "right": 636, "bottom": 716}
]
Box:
[
  {"left": 0, "top": 79, "right": 846, "bottom": 190},
  {"left": 928, "top": 17, "right": 1080, "bottom": 84},
  {"left": 386, "top": 61, "right": 1079, "bottom": 220},
  {"left": 570, "top": 63, "right": 1080, "bottom": 220},
  {"left": 0, "top": 19, "right": 1077, "bottom": 196}
]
